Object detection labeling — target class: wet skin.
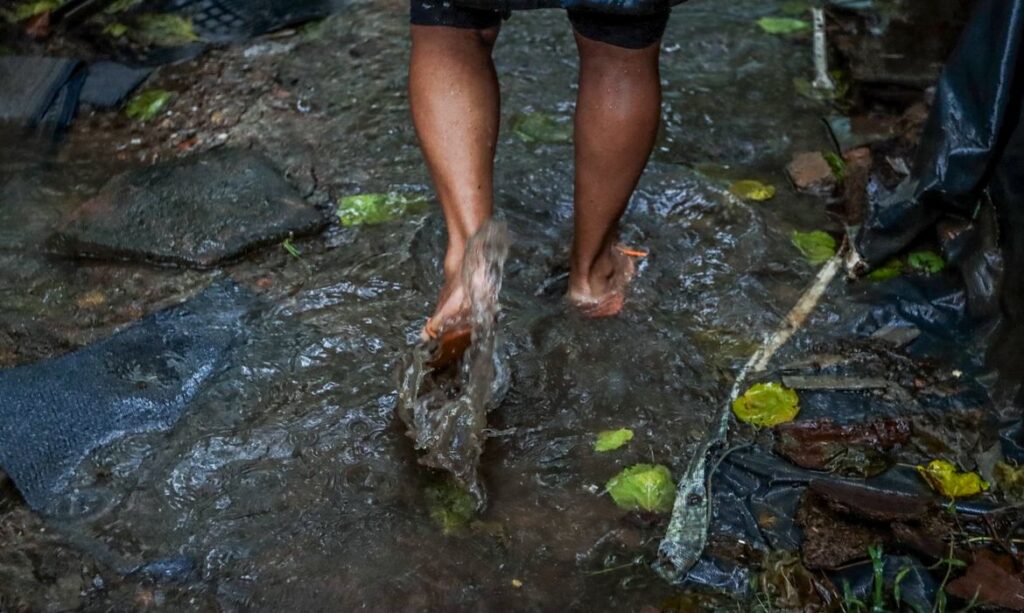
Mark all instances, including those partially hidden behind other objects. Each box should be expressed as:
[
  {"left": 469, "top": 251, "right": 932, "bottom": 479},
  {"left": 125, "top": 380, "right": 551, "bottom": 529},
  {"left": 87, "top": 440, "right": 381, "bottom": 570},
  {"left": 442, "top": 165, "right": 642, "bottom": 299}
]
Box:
[{"left": 409, "top": 23, "right": 662, "bottom": 334}]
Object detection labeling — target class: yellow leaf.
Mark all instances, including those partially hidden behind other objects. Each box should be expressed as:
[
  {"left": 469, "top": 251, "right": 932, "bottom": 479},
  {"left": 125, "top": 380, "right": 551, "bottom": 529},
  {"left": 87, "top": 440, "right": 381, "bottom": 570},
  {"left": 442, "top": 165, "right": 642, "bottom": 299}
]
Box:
[
  {"left": 729, "top": 180, "right": 776, "bottom": 202},
  {"left": 915, "top": 459, "right": 989, "bottom": 498},
  {"left": 732, "top": 382, "right": 799, "bottom": 427}
]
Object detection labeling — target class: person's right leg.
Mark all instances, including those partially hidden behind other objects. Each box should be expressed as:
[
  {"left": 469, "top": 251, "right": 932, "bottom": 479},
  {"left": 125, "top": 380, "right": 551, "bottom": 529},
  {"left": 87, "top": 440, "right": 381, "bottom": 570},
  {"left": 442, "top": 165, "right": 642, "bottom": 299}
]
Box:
[
  {"left": 409, "top": 7, "right": 502, "bottom": 336},
  {"left": 566, "top": 11, "right": 665, "bottom": 316}
]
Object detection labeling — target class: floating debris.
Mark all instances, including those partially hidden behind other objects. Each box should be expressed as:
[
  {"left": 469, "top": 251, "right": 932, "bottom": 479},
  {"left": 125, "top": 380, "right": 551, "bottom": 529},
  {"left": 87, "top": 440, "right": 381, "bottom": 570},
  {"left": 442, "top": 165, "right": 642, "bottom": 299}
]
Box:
[
  {"left": 336, "top": 192, "right": 430, "bottom": 226},
  {"left": 915, "top": 459, "right": 989, "bottom": 498},
  {"left": 728, "top": 179, "right": 776, "bottom": 202},
  {"left": 791, "top": 230, "right": 837, "bottom": 265},
  {"left": 756, "top": 17, "right": 810, "bottom": 35},
  {"left": 511, "top": 112, "right": 572, "bottom": 144},
  {"left": 594, "top": 428, "right": 634, "bottom": 452},
  {"left": 606, "top": 464, "right": 675, "bottom": 513},
  {"left": 732, "top": 382, "right": 799, "bottom": 427},
  {"left": 124, "top": 89, "right": 172, "bottom": 121},
  {"left": 907, "top": 250, "right": 945, "bottom": 274}
]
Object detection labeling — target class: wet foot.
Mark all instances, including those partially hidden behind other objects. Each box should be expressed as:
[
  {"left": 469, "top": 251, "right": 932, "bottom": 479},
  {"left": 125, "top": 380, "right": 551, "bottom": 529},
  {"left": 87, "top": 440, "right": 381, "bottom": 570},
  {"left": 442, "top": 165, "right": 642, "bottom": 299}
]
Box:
[{"left": 567, "top": 243, "right": 645, "bottom": 318}]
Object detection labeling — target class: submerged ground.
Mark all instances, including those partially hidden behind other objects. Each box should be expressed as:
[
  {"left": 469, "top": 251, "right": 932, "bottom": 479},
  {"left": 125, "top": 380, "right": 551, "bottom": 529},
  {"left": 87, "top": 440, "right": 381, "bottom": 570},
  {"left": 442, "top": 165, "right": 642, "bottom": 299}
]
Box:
[{"left": 0, "top": 0, "right": 992, "bottom": 610}]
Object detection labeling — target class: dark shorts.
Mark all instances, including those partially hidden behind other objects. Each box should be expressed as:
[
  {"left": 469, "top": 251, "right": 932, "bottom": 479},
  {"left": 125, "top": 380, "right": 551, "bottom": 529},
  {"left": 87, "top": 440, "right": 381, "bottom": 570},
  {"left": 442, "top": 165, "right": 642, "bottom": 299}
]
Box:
[{"left": 410, "top": 0, "right": 669, "bottom": 49}]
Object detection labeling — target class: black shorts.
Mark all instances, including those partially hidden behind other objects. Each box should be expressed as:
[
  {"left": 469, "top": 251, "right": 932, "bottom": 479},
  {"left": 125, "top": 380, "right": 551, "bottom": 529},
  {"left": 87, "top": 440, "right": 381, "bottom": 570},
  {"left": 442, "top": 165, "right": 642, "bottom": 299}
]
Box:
[{"left": 409, "top": 1, "right": 669, "bottom": 50}]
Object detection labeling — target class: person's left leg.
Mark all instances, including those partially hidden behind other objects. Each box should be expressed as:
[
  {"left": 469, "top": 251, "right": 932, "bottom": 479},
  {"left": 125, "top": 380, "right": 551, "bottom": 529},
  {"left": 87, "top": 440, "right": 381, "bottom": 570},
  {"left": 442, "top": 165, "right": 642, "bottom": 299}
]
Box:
[{"left": 566, "top": 11, "right": 666, "bottom": 316}]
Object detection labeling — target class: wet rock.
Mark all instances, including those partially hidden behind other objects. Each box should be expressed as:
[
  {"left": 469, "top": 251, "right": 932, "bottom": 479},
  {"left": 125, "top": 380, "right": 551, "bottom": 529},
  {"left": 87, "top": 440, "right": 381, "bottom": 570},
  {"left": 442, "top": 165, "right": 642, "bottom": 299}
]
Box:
[
  {"left": 785, "top": 152, "right": 836, "bottom": 195},
  {"left": 53, "top": 149, "right": 327, "bottom": 268},
  {"left": 946, "top": 551, "right": 1024, "bottom": 610},
  {"left": 774, "top": 417, "right": 910, "bottom": 477}
]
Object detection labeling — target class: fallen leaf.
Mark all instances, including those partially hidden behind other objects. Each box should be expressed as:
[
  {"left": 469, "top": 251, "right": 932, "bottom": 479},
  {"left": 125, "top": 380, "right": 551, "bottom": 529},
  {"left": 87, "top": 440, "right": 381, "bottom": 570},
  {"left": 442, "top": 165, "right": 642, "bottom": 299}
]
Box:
[
  {"left": 994, "top": 461, "right": 1024, "bottom": 502},
  {"left": 791, "top": 230, "right": 837, "bottom": 265},
  {"left": 102, "top": 22, "right": 129, "bottom": 37},
  {"left": 336, "top": 192, "right": 430, "bottom": 226},
  {"left": 756, "top": 17, "right": 810, "bottom": 35},
  {"left": 131, "top": 13, "right": 198, "bottom": 46},
  {"left": 125, "top": 89, "right": 173, "bottom": 121},
  {"left": 512, "top": 112, "right": 572, "bottom": 144},
  {"left": 594, "top": 428, "right": 634, "bottom": 452},
  {"left": 866, "top": 258, "right": 903, "bottom": 281},
  {"left": 605, "top": 464, "right": 675, "bottom": 513},
  {"left": 916, "top": 459, "right": 989, "bottom": 498},
  {"left": 426, "top": 480, "right": 475, "bottom": 534},
  {"left": 732, "top": 382, "right": 799, "bottom": 427},
  {"left": 907, "top": 250, "right": 945, "bottom": 274},
  {"left": 729, "top": 179, "right": 776, "bottom": 201}
]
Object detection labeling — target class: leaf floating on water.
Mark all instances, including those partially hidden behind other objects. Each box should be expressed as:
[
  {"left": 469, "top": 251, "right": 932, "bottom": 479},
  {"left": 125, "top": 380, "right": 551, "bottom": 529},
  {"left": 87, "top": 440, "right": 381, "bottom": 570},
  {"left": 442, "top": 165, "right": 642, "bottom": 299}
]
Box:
[
  {"left": 132, "top": 13, "right": 198, "bottom": 46},
  {"left": 5, "top": 0, "right": 61, "bottom": 23},
  {"left": 511, "top": 112, "right": 572, "bottom": 144},
  {"left": 907, "top": 250, "right": 945, "bottom": 274},
  {"left": 336, "top": 192, "right": 430, "bottom": 226},
  {"left": 756, "top": 17, "right": 810, "bottom": 34},
  {"left": 916, "top": 459, "right": 989, "bottom": 498},
  {"left": 125, "top": 89, "right": 173, "bottom": 121},
  {"left": 594, "top": 428, "right": 634, "bottom": 452},
  {"left": 605, "top": 464, "right": 675, "bottom": 513},
  {"left": 729, "top": 179, "right": 776, "bottom": 202},
  {"left": 425, "top": 481, "right": 475, "bottom": 534},
  {"left": 791, "top": 230, "right": 837, "bottom": 265},
  {"left": 102, "top": 22, "right": 129, "bottom": 37},
  {"left": 866, "top": 258, "right": 903, "bottom": 281},
  {"left": 732, "top": 382, "right": 799, "bottom": 427}
]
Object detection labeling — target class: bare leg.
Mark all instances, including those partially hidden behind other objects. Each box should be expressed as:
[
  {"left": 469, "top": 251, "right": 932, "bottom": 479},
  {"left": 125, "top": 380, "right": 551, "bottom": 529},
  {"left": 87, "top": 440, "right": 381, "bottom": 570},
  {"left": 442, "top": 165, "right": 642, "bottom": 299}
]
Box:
[
  {"left": 568, "top": 34, "right": 661, "bottom": 313},
  {"left": 409, "top": 24, "right": 501, "bottom": 334}
]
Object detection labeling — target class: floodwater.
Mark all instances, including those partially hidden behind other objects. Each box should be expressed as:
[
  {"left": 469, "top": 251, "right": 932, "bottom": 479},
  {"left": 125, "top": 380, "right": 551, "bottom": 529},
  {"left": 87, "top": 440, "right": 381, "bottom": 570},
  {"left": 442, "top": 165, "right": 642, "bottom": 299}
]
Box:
[{"left": 0, "top": 0, "right": 988, "bottom": 610}]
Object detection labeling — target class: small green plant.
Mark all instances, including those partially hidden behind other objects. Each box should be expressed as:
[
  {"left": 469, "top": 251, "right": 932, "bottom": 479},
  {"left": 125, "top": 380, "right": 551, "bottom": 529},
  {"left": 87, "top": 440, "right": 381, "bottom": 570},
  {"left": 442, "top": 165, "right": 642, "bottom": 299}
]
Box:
[{"left": 282, "top": 235, "right": 301, "bottom": 258}]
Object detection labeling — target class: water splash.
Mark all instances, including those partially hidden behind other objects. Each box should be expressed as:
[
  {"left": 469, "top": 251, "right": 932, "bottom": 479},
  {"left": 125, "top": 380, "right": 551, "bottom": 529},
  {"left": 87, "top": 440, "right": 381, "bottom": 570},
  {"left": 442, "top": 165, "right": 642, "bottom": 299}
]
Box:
[{"left": 396, "top": 220, "right": 510, "bottom": 508}]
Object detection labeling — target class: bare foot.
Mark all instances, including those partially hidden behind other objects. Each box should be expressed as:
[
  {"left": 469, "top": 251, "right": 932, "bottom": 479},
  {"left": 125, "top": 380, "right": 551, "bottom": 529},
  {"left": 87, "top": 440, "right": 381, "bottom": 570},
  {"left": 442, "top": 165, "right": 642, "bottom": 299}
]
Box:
[{"left": 567, "top": 243, "right": 643, "bottom": 318}]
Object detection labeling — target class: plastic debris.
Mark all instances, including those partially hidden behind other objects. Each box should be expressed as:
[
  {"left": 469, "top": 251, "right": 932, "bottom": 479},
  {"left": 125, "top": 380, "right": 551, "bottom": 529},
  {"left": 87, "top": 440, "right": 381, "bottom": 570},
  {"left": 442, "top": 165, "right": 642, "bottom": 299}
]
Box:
[
  {"left": 731, "top": 382, "right": 799, "bottom": 427},
  {"left": 594, "top": 428, "right": 634, "bottom": 452},
  {"left": 606, "top": 464, "right": 676, "bottom": 513}
]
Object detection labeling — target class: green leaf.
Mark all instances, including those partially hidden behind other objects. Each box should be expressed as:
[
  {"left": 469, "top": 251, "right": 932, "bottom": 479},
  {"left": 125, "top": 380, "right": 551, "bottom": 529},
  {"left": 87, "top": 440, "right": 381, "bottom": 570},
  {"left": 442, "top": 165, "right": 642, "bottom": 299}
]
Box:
[
  {"left": 104, "top": 0, "right": 141, "bottom": 13},
  {"left": 823, "top": 151, "right": 846, "bottom": 181},
  {"left": 124, "top": 89, "right": 173, "bottom": 121},
  {"left": 791, "top": 230, "right": 837, "bottom": 265},
  {"left": 756, "top": 17, "right": 810, "bottom": 34},
  {"left": 605, "top": 464, "right": 675, "bottom": 513},
  {"left": 732, "top": 382, "right": 799, "bottom": 427},
  {"left": 594, "top": 428, "right": 634, "bottom": 452},
  {"left": 866, "top": 258, "right": 903, "bottom": 281},
  {"left": 729, "top": 179, "right": 776, "bottom": 201},
  {"left": 131, "top": 13, "right": 198, "bottom": 46},
  {"left": 425, "top": 480, "right": 475, "bottom": 534},
  {"left": 915, "top": 459, "right": 989, "bottom": 498},
  {"left": 6, "top": 0, "right": 61, "bottom": 22},
  {"left": 102, "top": 22, "right": 129, "bottom": 37},
  {"left": 512, "top": 112, "right": 572, "bottom": 144},
  {"left": 282, "top": 237, "right": 301, "bottom": 258},
  {"left": 336, "top": 192, "right": 430, "bottom": 226},
  {"left": 907, "top": 250, "right": 945, "bottom": 274}
]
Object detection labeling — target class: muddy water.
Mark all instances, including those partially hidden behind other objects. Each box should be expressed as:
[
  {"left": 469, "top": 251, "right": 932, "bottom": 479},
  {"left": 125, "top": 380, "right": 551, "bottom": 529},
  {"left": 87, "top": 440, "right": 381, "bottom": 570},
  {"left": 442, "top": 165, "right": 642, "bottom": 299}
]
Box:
[{"left": 0, "top": 0, "right": 855, "bottom": 609}]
